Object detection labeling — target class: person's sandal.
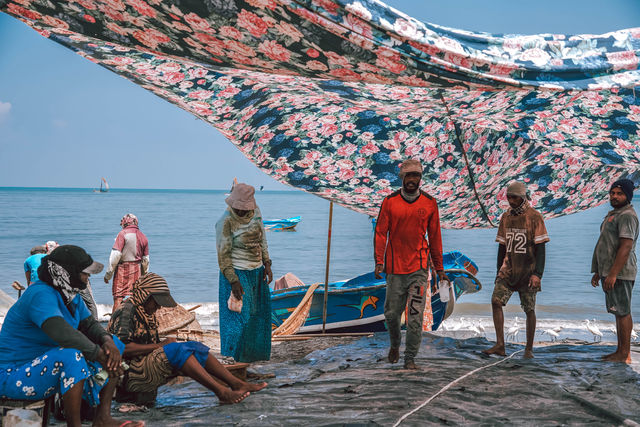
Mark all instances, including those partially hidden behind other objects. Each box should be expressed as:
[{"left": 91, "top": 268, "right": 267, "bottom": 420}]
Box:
[
  {"left": 404, "top": 359, "right": 418, "bottom": 370},
  {"left": 388, "top": 347, "right": 400, "bottom": 363}
]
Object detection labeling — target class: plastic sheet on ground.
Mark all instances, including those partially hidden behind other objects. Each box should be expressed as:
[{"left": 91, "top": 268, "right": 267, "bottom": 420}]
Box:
[{"left": 112, "top": 333, "right": 640, "bottom": 426}]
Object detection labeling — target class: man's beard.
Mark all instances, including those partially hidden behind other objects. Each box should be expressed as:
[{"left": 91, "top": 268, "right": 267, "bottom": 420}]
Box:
[
  {"left": 610, "top": 199, "right": 628, "bottom": 208},
  {"left": 403, "top": 181, "right": 418, "bottom": 194}
]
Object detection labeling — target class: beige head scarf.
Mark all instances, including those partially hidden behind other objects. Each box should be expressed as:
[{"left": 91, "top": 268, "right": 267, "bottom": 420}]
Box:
[
  {"left": 225, "top": 183, "right": 257, "bottom": 210},
  {"left": 507, "top": 181, "right": 528, "bottom": 199}
]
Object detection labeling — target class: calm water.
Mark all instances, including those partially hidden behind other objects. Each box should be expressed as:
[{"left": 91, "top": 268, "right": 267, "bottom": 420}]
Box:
[{"left": 0, "top": 187, "right": 638, "bottom": 332}]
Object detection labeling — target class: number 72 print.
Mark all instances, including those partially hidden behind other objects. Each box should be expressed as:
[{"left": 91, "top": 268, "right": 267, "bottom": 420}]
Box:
[{"left": 506, "top": 231, "right": 527, "bottom": 253}]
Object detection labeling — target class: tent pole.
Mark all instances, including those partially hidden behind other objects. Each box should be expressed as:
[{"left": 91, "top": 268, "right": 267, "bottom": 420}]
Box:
[{"left": 322, "top": 201, "right": 334, "bottom": 334}]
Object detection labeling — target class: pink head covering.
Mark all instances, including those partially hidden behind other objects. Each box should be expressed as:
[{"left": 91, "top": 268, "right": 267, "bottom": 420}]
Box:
[
  {"left": 225, "top": 183, "right": 257, "bottom": 210},
  {"left": 45, "top": 241, "right": 59, "bottom": 254},
  {"left": 120, "top": 213, "right": 138, "bottom": 228}
]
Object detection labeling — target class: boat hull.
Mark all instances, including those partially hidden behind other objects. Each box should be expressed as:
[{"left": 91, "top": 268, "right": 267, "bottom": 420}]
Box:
[
  {"left": 263, "top": 216, "right": 300, "bottom": 231},
  {"left": 271, "top": 251, "right": 481, "bottom": 333}
]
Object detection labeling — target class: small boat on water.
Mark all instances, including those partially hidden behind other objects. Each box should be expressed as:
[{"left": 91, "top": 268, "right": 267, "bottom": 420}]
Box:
[
  {"left": 263, "top": 216, "right": 301, "bottom": 231},
  {"left": 93, "top": 177, "right": 109, "bottom": 193},
  {"left": 271, "top": 251, "right": 481, "bottom": 333}
]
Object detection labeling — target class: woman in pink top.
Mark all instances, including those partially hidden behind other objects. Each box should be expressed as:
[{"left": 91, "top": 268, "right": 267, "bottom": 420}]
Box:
[{"left": 103, "top": 213, "right": 150, "bottom": 311}]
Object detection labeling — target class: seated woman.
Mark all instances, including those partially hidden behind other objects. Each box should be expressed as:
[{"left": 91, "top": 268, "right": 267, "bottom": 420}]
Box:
[
  {"left": 107, "top": 273, "right": 267, "bottom": 405},
  {"left": 0, "top": 245, "right": 132, "bottom": 427}
]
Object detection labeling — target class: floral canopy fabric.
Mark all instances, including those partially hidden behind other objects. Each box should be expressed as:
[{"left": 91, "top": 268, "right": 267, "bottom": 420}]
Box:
[{"left": 2, "top": 0, "right": 640, "bottom": 228}]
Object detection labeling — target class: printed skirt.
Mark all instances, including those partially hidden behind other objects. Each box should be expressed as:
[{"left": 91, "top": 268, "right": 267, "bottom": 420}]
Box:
[
  {"left": 0, "top": 336, "right": 124, "bottom": 406},
  {"left": 219, "top": 266, "right": 271, "bottom": 363}
]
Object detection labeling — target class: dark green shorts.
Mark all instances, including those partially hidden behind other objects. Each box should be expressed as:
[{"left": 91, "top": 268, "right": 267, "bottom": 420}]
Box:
[
  {"left": 492, "top": 279, "right": 537, "bottom": 313},
  {"left": 604, "top": 279, "right": 634, "bottom": 317}
]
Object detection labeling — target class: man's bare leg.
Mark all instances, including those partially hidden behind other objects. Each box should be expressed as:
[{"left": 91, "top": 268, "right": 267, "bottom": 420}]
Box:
[
  {"left": 483, "top": 300, "right": 506, "bottom": 356},
  {"left": 604, "top": 314, "right": 632, "bottom": 363},
  {"left": 202, "top": 355, "right": 267, "bottom": 393},
  {"left": 112, "top": 297, "right": 123, "bottom": 312},
  {"left": 602, "top": 316, "right": 622, "bottom": 360},
  {"left": 180, "top": 355, "right": 250, "bottom": 403},
  {"left": 523, "top": 310, "right": 536, "bottom": 359}
]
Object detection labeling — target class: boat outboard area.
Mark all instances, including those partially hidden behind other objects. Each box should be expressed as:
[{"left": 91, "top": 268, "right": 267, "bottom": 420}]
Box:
[{"left": 113, "top": 333, "right": 640, "bottom": 426}]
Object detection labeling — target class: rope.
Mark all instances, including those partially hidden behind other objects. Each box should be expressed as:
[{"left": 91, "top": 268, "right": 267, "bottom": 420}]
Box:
[
  {"left": 392, "top": 349, "right": 523, "bottom": 426},
  {"left": 437, "top": 91, "right": 495, "bottom": 227}
]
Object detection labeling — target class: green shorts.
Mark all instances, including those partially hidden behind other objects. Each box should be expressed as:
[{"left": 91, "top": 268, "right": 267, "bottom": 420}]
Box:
[
  {"left": 604, "top": 279, "right": 634, "bottom": 317},
  {"left": 492, "top": 279, "right": 537, "bottom": 313}
]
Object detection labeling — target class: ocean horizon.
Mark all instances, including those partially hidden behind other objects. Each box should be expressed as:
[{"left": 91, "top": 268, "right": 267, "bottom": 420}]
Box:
[{"left": 1, "top": 186, "right": 638, "bottom": 342}]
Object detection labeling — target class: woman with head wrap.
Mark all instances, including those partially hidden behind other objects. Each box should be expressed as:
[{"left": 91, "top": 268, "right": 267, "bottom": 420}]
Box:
[
  {"left": 107, "top": 273, "right": 266, "bottom": 405},
  {"left": 215, "top": 183, "right": 273, "bottom": 363},
  {"left": 103, "top": 213, "right": 150, "bottom": 311},
  {"left": 0, "top": 245, "right": 132, "bottom": 427}
]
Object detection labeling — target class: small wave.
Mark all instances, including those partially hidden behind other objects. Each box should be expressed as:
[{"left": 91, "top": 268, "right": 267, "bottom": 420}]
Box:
[
  {"left": 439, "top": 314, "right": 640, "bottom": 344},
  {"left": 96, "top": 301, "right": 220, "bottom": 328}
]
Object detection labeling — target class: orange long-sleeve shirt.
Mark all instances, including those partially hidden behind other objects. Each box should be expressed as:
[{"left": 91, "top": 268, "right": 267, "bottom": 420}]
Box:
[{"left": 374, "top": 190, "right": 444, "bottom": 274}]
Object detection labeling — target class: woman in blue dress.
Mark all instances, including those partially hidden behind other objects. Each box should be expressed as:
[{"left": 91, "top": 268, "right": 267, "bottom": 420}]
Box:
[
  {"left": 216, "top": 183, "right": 274, "bottom": 363},
  {"left": 0, "top": 245, "right": 131, "bottom": 427}
]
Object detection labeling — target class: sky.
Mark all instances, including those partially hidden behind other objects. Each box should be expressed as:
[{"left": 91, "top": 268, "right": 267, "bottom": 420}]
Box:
[{"left": 0, "top": 0, "right": 639, "bottom": 190}]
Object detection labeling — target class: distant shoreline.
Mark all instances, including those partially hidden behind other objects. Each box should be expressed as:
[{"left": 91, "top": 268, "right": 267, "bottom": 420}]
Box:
[{"left": 0, "top": 186, "right": 297, "bottom": 193}]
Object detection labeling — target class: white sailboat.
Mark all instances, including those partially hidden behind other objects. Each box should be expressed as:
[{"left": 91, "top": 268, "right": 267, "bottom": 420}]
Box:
[{"left": 93, "top": 177, "right": 109, "bottom": 193}]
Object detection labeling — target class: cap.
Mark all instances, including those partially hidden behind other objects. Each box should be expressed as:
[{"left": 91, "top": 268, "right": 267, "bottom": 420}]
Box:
[
  {"left": 48, "top": 245, "right": 104, "bottom": 274},
  {"left": 398, "top": 159, "right": 423, "bottom": 179},
  {"left": 506, "top": 181, "right": 527, "bottom": 199},
  {"left": 151, "top": 292, "right": 178, "bottom": 308}
]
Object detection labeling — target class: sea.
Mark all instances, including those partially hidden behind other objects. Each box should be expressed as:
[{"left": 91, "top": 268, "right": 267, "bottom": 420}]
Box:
[{"left": 0, "top": 187, "right": 638, "bottom": 342}]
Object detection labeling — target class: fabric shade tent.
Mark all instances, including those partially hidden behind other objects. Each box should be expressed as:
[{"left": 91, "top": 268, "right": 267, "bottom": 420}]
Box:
[{"left": 1, "top": 0, "right": 640, "bottom": 228}]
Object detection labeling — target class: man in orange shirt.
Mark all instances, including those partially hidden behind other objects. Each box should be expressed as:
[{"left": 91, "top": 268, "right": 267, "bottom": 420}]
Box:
[{"left": 374, "top": 159, "right": 447, "bottom": 369}]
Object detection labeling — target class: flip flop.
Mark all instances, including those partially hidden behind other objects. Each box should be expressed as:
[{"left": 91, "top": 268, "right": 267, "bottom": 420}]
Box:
[{"left": 119, "top": 421, "right": 145, "bottom": 427}]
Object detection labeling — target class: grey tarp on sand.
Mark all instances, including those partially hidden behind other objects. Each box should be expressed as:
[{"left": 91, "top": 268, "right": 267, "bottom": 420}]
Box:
[{"left": 121, "top": 333, "right": 640, "bottom": 426}]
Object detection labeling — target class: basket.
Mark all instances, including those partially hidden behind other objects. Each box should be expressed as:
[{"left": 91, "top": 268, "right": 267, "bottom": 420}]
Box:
[{"left": 155, "top": 305, "right": 197, "bottom": 335}]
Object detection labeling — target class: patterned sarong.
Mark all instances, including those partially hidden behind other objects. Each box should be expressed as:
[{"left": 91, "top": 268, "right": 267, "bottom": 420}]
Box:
[
  {"left": 219, "top": 266, "right": 271, "bottom": 363},
  {"left": 124, "top": 347, "right": 175, "bottom": 394},
  {"left": 123, "top": 341, "right": 209, "bottom": 394},
  {"left": 112, "top": 262, "right": 141, "bottom": 298},
  {"left": 0, "top": 336, "right": 124, "bottom": 406}
]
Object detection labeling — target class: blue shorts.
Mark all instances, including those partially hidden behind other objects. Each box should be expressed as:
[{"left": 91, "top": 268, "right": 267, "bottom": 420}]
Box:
[
  {"left": 163, "top": 341, "right": 209, "bottom": 370},
  {"left": 0, "top": 336, "right": 124, "bottom": 406}
]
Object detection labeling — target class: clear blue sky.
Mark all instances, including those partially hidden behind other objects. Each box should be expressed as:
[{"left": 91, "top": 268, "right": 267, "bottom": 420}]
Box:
[{"left": 0, "top": 0, "right": 638, "bottom": 190}]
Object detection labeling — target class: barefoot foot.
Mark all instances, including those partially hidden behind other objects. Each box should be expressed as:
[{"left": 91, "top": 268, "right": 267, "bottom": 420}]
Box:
[
  {"left": 601, "top": 351, "right": 619, "bottom": 360},
  {"left": 388, "top": 347, "right": 399, "bottom": 364},
  {"left": 219, "top": 389, "right": 250, "bottom": 404},
  {"left": 603, "top": 353, "right": 632, "bottom": 364},
  {"left": 241, "top": 381, "right": 267, "bottom": 393},
  {"left": 482, "top": 344, "right": 506, "bottom": 356}
]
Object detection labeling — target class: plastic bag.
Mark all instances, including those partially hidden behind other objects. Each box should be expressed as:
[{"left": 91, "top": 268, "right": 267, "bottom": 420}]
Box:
[
  {"left": 439, "top": 279, "right": 451, "bottom": 303},
  {"left": 228, "top": 294, "right": 243, "bottom": 313}
]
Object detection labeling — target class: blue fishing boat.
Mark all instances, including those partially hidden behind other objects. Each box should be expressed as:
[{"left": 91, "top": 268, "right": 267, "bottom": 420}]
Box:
[
  {"left": 271, "top": 251, "right": 481, "bottom": 333},
  {"left": 263, "top": 216, "right": 301, "bottom": 231}
]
